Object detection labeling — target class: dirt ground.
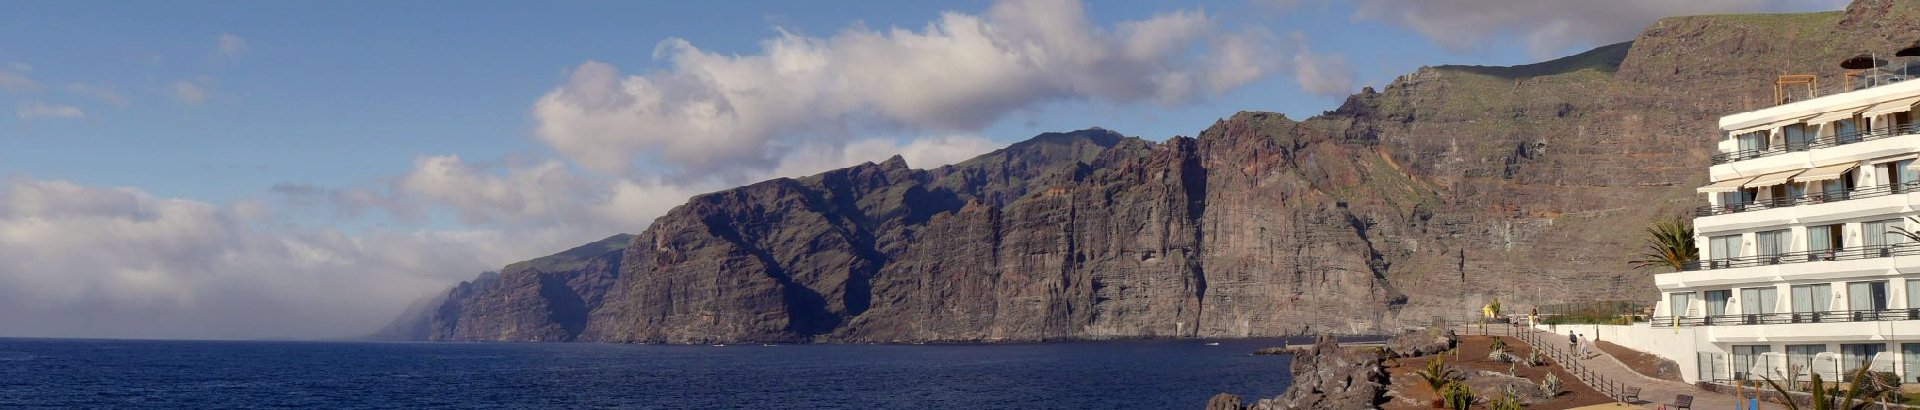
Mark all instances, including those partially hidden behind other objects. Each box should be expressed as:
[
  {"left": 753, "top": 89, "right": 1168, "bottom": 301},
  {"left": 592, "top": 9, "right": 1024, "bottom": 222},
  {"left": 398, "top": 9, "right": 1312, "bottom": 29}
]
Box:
[
  {"left": 1382, "top": 335, "right": 1618, "bottom": 409},
  {"left": 1594, "top": 340, "right": 1684, "bottom": 383}
]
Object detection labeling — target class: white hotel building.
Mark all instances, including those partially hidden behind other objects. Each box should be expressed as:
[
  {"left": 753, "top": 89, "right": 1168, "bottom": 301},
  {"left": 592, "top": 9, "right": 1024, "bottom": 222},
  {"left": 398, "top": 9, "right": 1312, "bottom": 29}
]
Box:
[{"left": 1654, "top": 76, "right": 1920, "bottom": 383}]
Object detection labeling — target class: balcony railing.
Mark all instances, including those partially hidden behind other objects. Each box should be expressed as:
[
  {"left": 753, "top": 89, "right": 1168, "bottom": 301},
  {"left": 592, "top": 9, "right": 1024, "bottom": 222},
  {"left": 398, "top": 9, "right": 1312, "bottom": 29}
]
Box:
[
  {"left": 1653, "top": 307, "right": 1917, "bottom": 327},
  {"left": 1710, "top": 122, "right": 1920, "bottom": 165},
  {"left": 1694, "top": 180, "right": 1920, "bottom": 217},
  {"left": 1681, "top": 243, "right": 1920, "bottom": 271}
]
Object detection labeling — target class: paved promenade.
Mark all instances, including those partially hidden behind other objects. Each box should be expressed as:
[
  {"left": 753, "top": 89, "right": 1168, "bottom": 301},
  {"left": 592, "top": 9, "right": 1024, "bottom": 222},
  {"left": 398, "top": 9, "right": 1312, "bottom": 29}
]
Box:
[{"left": 1509, "top": 325, "right": 1756, "bottom": 409}]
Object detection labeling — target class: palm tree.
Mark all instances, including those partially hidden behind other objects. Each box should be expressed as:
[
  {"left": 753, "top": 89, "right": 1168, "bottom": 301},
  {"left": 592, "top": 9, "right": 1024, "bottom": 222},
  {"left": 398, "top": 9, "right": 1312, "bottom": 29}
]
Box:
[{"left": 1629, "top": 218, "right": 1698, "bottom": 272}]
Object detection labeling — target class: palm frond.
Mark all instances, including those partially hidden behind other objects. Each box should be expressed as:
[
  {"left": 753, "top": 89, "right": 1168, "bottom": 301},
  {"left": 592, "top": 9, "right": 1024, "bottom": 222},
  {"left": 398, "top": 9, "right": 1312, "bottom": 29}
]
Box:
[{"left": 1628, "top": 218, "right": 1698, "bottom": 272}]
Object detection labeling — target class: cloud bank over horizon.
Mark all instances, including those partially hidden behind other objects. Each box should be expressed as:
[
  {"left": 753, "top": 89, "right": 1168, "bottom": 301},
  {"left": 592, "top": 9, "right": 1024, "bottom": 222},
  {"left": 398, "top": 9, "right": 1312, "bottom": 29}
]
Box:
[{"left": 0, "top": 0, "right": 1298, "bottom": 340}]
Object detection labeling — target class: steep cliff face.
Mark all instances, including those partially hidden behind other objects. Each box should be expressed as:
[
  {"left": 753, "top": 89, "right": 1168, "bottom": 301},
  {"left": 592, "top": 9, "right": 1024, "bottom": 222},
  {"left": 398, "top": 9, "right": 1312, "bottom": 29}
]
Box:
[
  {"left": 402, "top": 1, "right": 1920, "bottom": 343},
  {"left": 402, "top": 234, "right": 632, "bottom": 342}
]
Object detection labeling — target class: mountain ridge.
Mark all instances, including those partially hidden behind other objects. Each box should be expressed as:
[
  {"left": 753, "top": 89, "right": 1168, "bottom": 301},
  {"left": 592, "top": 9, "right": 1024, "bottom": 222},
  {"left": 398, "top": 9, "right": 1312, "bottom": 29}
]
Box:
[{"left": 384, "top": 0, "right": 1920, "bottom": 343}]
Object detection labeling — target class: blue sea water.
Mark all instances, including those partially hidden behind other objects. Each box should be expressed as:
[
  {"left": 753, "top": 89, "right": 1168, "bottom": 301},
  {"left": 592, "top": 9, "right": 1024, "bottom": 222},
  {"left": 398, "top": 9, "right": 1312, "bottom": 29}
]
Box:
[{"left": 0, "top": 337, "right": 1297, "bottom": 409}]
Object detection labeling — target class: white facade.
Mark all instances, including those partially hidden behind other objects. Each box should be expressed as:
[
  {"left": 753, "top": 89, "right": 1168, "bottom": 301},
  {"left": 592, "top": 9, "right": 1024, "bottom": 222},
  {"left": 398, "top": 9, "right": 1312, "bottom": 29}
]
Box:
[{"left": 1656, "top": 78, "right": 1920, "bottom": 384}]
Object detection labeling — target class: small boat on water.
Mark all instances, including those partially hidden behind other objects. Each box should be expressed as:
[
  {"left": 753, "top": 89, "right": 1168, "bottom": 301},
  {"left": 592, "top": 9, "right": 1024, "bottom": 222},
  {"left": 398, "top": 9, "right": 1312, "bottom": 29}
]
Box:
[{"left": 1203, "top": 342, "right": 1221, "bottom": 346}]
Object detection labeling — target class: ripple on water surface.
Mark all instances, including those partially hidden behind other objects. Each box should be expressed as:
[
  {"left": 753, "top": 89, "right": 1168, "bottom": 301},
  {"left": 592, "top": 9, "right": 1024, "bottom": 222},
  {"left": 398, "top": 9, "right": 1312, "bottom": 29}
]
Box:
[{"left": 0, "top": 338, "right": 1302, "bottom": 409}]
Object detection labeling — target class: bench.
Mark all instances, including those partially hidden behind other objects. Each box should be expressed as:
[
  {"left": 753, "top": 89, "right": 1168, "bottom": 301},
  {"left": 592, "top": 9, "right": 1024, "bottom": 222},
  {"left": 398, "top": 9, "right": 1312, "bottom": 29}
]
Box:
[
  {"left": 1662, "top": 394, "right": 1692, "bottom": 410},
  {"left": 1621, "top": 386, "right": 1641, "bottom": 402}
]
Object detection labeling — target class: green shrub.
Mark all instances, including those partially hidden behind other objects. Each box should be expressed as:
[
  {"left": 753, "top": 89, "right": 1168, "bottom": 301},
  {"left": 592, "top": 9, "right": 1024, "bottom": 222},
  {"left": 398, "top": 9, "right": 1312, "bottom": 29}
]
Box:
[
  {"left": 1440, "top": 381, "right": 1475, "bottom": 410},
  {"left": 1540, "top": 373, "right": 1564, "bottom": 397},
  {"left": 1489, "top": 386, "right": 1524, "bottom": 410},
  {"left": 1416, "top": 357, "right": 1458, "bottom": 393}
]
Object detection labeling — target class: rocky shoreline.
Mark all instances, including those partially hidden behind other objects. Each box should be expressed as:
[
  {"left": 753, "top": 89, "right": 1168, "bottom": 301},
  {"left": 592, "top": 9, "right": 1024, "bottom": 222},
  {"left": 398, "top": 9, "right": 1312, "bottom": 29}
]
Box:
[{"left": 1208, "top": 330, "right": 1454, "bottom": 409}]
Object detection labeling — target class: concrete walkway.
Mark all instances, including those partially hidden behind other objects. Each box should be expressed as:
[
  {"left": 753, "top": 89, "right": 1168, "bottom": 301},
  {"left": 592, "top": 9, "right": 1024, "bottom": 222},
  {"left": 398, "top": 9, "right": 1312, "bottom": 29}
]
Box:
[{"left": 1508, "top": 326, "right": 1757, "bottom": 409}]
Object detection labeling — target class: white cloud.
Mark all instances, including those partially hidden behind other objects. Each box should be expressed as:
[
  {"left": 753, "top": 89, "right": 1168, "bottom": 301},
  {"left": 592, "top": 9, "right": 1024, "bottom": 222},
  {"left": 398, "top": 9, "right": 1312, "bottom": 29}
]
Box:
[
  {"left": 16, "top": 102, "right": 84, "bottom": 120},
  {"left": 67, "top": 82, "right": 129, "bottom": 106},
  {"left": 217, "top": 33, "right": 248, "bottom": 59},
  {"left": 395, "top": 155, "right": 686, "bottom": 230},
  {"left": 1352, "top": 0, "right": 1848, "bottom": 56},
  {"left": 0, "top": 69, "right": 36, "bottom": 92},
  {"left": 0, "top": 177, "right": 563, "bottom": 340},
  {"left": 1287, "top": 32, "right": 1355, "bottom": 97},
  {"left": 172, "top": 80, "right": 208, "bottom": 104},
  {"left": 531, "top": 0, "right": 1278, "bottom": 178}
]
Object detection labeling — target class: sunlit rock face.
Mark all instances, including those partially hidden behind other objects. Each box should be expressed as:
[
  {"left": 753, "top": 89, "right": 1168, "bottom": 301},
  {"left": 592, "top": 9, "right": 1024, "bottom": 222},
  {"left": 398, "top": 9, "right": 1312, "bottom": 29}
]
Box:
[{"left": 406, "top": 1, "right": 1920, "bottom": 343}]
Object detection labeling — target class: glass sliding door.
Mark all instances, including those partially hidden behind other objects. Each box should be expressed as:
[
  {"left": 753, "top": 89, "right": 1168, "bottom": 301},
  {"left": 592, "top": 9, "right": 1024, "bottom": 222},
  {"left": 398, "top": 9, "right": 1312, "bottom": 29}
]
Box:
[
  {"left": 1733, "top": 345, "right": 1772, "bottom": 381},
  {"left": 1785, "top": 124, "right": 1812, "bottom": 151},
  {"left": 1738, "top": 131, "right": 1769, "bottom": 155},
  {"left": 1792, "top": 283, "right": 1833, "bottom": 322},
  {"left": 1848, "top": 281, "right": 1889, "bottom": 321},
  {"left": 1669, "top": 292, "right": 1696, "bottom": 318},
  {"left": 1787, "top": 344, "right": 1829, "bottom": 380},
  {"left": 1864, "top": 219, "right": 1906, "bottom": 257},
  {"left": 1906, "top": 344, "right": 1920, "bottom": 384},
  {"left": 1842, "top": 343, "right": 1887, "bottom": 375},
  {"left": 1757, "top": 229, "right": 1791, "bottom": 264},
  {"left": 1705, "top": 290, "right": 1731, "bottom": 321},
  {"left": 1710, "top": 235, "right": 1742, "bottom": 268},
  {"left": 1742, "top": 287, "right": 1777, "bottom": 312},
  {"left": 1836, "top": 119, "right": 1859, "bottom": 143},
  {"left": 1809, "top": 224, "right": 1843, "bottom": 260}
]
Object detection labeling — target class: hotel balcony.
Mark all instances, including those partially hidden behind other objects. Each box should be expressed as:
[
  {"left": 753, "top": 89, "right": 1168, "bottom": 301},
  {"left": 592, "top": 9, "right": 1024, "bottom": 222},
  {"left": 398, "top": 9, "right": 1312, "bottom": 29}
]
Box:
[
  {"left": 1675, "top": 243, "right": 1920, "bottom": 273},
  {"left": 1711, "top": 123, "right": 1920, "bottom": 166}
]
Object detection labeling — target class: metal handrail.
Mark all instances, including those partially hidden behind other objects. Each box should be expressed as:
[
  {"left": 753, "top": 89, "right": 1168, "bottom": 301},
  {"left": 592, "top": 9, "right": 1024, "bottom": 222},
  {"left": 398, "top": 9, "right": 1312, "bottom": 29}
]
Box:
[
  {"left": 1651, "top": 307, "right": 1920, "bottom": 327},
  {"left": 1515, "top": 325, "right": 1635, "bottom": 402},
  {"left": 1694, "top": 180, "right": 1920, "bottom": 217},
  {"left": 1711, "top": 123, "right": 1920, "bottom": 165},
  {"left": 1681, "top": 242, "right": 1920, "bottom": 271}
]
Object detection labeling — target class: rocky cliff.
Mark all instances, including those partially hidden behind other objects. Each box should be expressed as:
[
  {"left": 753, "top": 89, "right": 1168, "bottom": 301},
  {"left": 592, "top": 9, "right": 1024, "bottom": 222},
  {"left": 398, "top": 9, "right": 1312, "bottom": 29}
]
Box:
[
  {"left": 377, "top": 234, "right": 632, "bottom": 342},
  {"left": 396, "top": 0, "right": 1920, "bottom": 343}
]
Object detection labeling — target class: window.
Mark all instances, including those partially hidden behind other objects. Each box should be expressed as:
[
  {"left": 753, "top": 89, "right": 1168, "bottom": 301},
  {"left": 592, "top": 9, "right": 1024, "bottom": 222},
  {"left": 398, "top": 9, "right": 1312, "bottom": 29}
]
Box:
[
  {"left": 1808, "top": 224, "right": 1844, "bottom": 258},
  {"left": 1909, "top": 280, "right": 1920, "bottom": 310},
  {"left": 1738, "top": 131, "right": 1770, "bottom": 154},
  {"left": 1785, "top": 124, "right": 1812, "bottom": 151},
  {"left": 1822, "top": 169, "right": 1857, "bottom": 199},
  {"left": 1669, "top": 292, "right": 1696, "bottom": 317},
  {"left": 1876, "top": 159, "right": 1918, "bottom": 192},
  {"left": 1741, "top": 287, "right": 1778, "bottom": 315},
  {"left": 1905, "top": 344, "right": 1920, "bottom": 383},
  {"left": 1842, "top": 343, "right": 1887, "bottom": 375},
  {"left": 1835, "top": 118, "right": 1860, "bottom": 142},
  {"left": 1849, "top": 281, "right": 1889, "bottom": 312},
  {"left": 1705, "top": 290, "right": 1731, "bottom": 317},
  {"left": 1710, "top": 235, "right": 1742, "bottom": 265},
  {"left": 1864, "top": 219, "right": 1908, "bottom": 254},
  {"left": 1787, "top": 344, "right": 1829, "bottom": 378},
  {"left": 1792, "top": 283, "right": 1833, "bottom": 322},
  {"left": 1757, "top": 230, "right": 1792, "bottom": 262},
  {"left": 1718, "top": 191, "right": 1751, "bottom": 207},
  {"left": 1733, "top": 345, "right": 1772, "bottom": 381}
]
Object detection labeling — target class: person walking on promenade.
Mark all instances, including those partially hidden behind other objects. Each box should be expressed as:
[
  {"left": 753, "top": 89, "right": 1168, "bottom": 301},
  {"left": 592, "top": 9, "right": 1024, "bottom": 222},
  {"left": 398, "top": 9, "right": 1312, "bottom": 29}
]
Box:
[
  {"left": 1567, "top": 331, "right": 1576, "bottom": 352},
  {"left": 1577, "top": 333, "right": 1591, "bottom": 359}
]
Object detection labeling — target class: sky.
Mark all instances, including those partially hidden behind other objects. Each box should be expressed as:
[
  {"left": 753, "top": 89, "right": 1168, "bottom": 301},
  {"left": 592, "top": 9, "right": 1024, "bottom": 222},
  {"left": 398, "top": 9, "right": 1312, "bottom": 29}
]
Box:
[{"left": 0, "top": 0, "right": 1848, "bottom": 340}]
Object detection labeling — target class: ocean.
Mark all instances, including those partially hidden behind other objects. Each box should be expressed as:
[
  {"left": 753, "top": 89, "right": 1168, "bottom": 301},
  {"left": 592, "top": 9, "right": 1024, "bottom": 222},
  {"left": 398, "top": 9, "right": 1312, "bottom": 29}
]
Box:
[{"left": 0, "top": 337, "right": 1297, "bottom": 409}]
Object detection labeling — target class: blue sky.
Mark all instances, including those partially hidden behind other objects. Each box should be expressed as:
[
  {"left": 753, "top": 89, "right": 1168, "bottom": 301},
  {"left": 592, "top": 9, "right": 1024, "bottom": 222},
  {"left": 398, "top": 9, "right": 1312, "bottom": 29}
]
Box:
[
  {"left": 0, "top": 0, "right": 1556, "bottom": 204},
  {"left": 0, "top": 0, "right": 1848, "bottom": 339}
]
